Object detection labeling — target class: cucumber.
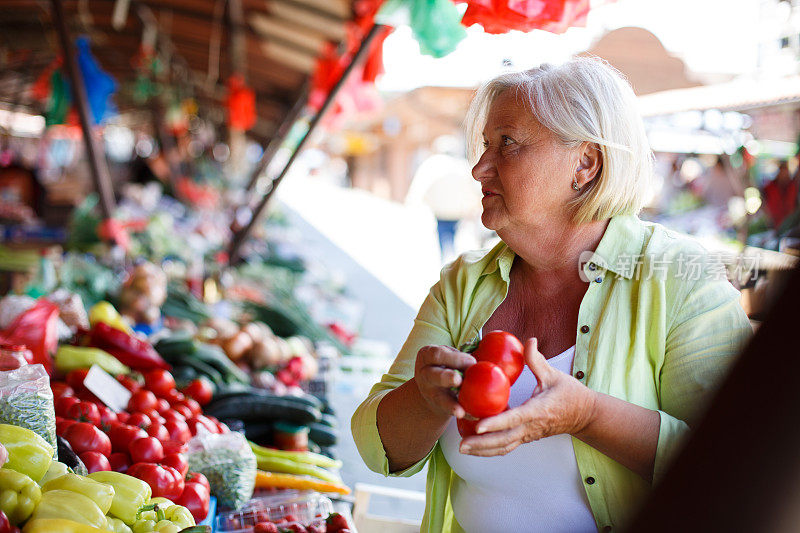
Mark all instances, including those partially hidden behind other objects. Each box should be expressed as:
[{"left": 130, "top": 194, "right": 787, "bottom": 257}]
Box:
[
  {"left": 154, "top": 334, "right": 197, "bottom": 359},
  {"left": 193, "top": 344, "right": 249, "bottom": 384},
  {"left": 207, "top": 388, "right": 323, "bottom": 412},
  {"left": 170, "top": 354, "right": 225, "bottom": 387},
  {"left": 309, "top": 422, "right": 338, "bottom": 446},
  {"left": 204, "top": 395, "right": 321, "bottom": 425}
]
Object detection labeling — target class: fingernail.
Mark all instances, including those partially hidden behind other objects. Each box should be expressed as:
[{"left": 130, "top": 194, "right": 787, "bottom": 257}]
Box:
[
  {"left": 475, "top": 426, "right": 485, "bottom": 435},
  {"left": 460, "top": 445, "right": 471, "bottom": 453}
]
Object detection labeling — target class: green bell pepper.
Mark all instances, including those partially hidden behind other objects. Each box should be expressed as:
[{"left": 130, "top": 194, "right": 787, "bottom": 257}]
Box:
[
  {"left": 30, "top": 489, "right": 108, "bottom": 529},
  {"left": 0, "top": 468, "right": 41, "bottom": 524},
  {"left": 42, "top": 473, "right": 115, "bottom": 514},
  {"left": 87, "top": 471, "right": 151, "bottom": 526},
  {"left": 0, "top": 424, "right": 53, "bottom": 482}
]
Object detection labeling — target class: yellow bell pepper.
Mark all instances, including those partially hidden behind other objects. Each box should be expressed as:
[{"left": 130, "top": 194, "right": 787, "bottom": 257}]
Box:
[
  {"left": 31, "top": 489, "right": 108, "bottom": 529},
  {"left": 38, "top": 461, "right": 70, "bottom": 486},
  {"left": 43, "top": 473, "right": 115, "bottom": 514},
  {"left": 132, "top": 503, "right": 194, "bottom": 533},
  {"left": 0, "top": 468, "right": 41, "bottom": 524},
  {"left": 0, "top": 423, "right": 53, "bottom": 482},
  {"left": 23, "top": 518, "right": 112, "bottom": 533},
  {"left": 89, "top": 302, "right": 132, "bottom": 334},
  {"left": 88, "top": 471, "right": 151, "bottom": 526},
  {"left": 107, "top": 517, "right": 134, "bottom": 533},
  {"left": 147, "top": 497, "right": 173, "bottom": 509},
  {"left": 55, "top": 346, "right": 130, "bottom": 376}
]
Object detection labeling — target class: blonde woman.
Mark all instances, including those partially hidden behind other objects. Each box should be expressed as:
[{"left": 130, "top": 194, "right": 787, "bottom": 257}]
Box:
[{"left": 352, "top": 57, "right": 751, "bottom": 533}]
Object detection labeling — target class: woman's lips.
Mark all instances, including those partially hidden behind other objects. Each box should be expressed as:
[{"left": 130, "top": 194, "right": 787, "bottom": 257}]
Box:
[{"left": 482, "top": 190, "right": 496, "bottom": 197}]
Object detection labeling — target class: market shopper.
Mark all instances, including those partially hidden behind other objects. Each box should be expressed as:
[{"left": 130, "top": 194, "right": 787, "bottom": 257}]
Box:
[{"left": 351, "top": 57, "right": 752, "bottom": 533}]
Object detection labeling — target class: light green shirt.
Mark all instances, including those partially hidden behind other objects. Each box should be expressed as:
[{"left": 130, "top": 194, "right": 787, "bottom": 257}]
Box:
[{"left": 351, "top": 215, "right": 752, "bottom": 532}]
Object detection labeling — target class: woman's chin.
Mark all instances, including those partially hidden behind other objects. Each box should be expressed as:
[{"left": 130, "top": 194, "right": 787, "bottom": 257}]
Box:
[{"left": 480, "top": 211, "right": 504, "bottom": 232}]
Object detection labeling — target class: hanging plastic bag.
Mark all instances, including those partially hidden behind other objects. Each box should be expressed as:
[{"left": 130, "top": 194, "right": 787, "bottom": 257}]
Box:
[
  {"left": 187, "top": 430, "right": 256, "bottom": 509},
  {"left": 380, "top": 0, "right": 465, "bottom": 58},
  {"left": 0, "top": 364, "right": 57, "bottom": 456},
  {"left": 76, "top": 36, "right": 117, "bottom": 124},
  {"left": 0, "top": 300, "right": 60, "bottom": 376}
]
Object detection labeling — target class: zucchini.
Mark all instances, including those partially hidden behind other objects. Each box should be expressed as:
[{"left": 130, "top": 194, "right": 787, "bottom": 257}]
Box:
[
  {"left": 204, "top": 396, "right": 321, "bottom": 425},
  {"left": 169, "top": 354, "right": 225, "bottom": 387},
  {"left": 154, "top": 334, "right": 197, "bottom": 359},
  {"left": 193, "top": 344, "right": 249, "bottom": 384},
  {"left": 171, "top": 365, "right": 199, "bottom": 388},
  {"left": 309, "top": 422, "right": 338, "bottom": 447},
  {"left": 207, "top": 388, "right": 323, "bottom": 413}
]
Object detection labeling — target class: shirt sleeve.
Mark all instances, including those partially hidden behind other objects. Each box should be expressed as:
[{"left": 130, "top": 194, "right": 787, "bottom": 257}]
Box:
[
  {"left": 653, "top": 276, "right": 752, "bottom": 483},
  {"left": 350, "top": 270, "right": 456, "bottom": 477}
]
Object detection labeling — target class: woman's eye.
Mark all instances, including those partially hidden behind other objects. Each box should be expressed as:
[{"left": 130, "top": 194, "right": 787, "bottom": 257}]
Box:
[
  {"left": 501, "top": 136, "right": 515, "bottom": 146},
  {"left": 482, "top": 140, "right": 489, "bottom": 148}
]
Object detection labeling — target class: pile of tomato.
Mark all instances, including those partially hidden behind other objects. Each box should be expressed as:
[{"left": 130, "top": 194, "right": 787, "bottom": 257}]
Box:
[{"left": 52, "top": 368, "right": 219, "bottom": 522}]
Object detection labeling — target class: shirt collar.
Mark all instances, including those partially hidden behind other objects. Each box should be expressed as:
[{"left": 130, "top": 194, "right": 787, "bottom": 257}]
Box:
[{"left": 481, "top": 214, "right": 646, "bottom": 281}]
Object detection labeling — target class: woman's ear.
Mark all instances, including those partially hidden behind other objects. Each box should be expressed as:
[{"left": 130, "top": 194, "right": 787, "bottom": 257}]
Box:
[{"left": 575, "top": 142, "right": 602, "bottom": 188}]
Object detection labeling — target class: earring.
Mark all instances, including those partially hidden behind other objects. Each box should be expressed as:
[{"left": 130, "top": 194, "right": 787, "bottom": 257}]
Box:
[{"left": 572, "top": 179, "right": 580, "bottom": 191}]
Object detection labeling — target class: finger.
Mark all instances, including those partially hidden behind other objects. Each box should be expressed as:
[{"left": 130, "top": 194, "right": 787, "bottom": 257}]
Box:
[
  {"left": 524, "top": 337, "right": 551, "bottom": 386},
  {"left": 475, "top": 406, "right": 528, "bottom": 435},
  {"left": 421, "top": 345, "right": 476, "bottom": 370},
  {"left": 460, "top": 428, "right": 524, "bottom": 455},
  {"left": 461, "top": 443, "right": 521, "bottom": 457},
  {"left": 421, "top": 366, "right": 463, "bottom": 389},
  {"left": 431, "top": 389, "right": 465, "bottom": 418}
]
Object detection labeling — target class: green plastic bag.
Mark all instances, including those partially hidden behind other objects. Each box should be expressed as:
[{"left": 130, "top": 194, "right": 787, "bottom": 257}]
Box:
[{"left": 379, "top": 0, "right": 466, "bottom": 58}]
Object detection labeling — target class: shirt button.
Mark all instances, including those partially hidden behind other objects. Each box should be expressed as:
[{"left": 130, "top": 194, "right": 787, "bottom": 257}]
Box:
[
  {"left": 575, "top": 371, "right": 585, "bottom": 380},
  {"left": 585, "top": 476, "right": 595, "bottom": 485},
  {"left": 588, "top": 262, "right": 596, "bottom": 271},
  {"left": 595, "top": 277, "right": 603, "bottom": 283},
  {"left": 580, "top": 325, "right": 590, "bottom": 334}
]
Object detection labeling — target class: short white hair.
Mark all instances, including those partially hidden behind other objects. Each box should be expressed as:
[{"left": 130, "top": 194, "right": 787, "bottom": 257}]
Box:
[{"left": 464, "top": 56, "right": 654, "bottom": 224}]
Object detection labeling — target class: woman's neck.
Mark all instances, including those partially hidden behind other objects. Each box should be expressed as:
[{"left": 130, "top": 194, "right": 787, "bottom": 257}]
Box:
[{"left": 499, "top": 218, "right": 610, "bottom": 290}]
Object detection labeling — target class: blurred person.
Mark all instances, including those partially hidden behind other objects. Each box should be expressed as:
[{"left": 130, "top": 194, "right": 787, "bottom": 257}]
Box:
[
  {"left": 406, "top": 136, "right": 482, "bottom": 262},
  {"left": 763, "top": 160, "right": 798, "bottom": 229},
  {"left": 352, "top": 57, "right": 752, "bottom": 532},
  {"left": 697, "top": 156, "right": 739, "bottom": 209}
]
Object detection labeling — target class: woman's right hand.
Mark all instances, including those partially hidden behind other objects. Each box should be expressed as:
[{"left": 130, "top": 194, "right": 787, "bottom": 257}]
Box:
[{"left": 413, "top": 345, "right": 476, "bottom": 419}]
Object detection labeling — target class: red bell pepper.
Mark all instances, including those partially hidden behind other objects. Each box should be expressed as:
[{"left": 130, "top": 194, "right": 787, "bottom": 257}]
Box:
[{"left": 88, "top": 323, "right": 170, "bottom": 371}]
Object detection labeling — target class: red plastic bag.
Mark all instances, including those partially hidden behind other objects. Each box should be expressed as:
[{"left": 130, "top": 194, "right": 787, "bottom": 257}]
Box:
[{"left": 0, "top": 300, "right": 60, "bottom": 375}]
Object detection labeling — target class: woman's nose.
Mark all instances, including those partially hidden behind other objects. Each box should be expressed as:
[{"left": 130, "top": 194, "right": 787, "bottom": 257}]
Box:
[{"left": 472, "top": 150, "right": 494, "bottom": 182}]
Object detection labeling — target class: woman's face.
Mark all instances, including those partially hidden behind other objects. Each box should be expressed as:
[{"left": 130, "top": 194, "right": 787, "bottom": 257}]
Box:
[{"left": 472, "top": 90, "right": 581, "bottom": 234}]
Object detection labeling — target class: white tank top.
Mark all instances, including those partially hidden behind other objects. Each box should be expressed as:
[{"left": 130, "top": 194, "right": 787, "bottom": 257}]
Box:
[{"left": 439, "top": 346, "right": 597, "bottom": 533}]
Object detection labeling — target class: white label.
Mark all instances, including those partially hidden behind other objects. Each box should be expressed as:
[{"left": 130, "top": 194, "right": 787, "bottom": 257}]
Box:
[{"left": 83, "top": 365, "right": 132, "bottom": 413}]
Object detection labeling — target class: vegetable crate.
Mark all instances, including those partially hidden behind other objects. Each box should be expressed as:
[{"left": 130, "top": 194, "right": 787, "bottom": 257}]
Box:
[
  {"left": 215, "top": 490, "right": 334, "bottom": 532},
  {"left": 302, "top": 355, "right": 332, "bottom": 398}
]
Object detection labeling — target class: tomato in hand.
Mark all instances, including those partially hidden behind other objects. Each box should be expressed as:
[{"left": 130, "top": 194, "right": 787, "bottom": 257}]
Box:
[
  {"left": 472, "top": 330, "right": 524, "bottom": 384},
  {"left": 458, "top": 361, "right": 510, "bottom": 418},
  {"left": 128, "top": 436, "right": 165, "bottom": 463},
  {"left": 80, "top": 451, "right": 111, "bottom": 473},
  {"left": 66, "top": 401, "right": 101, "bottom": 425},
  {"left": 144, "top": 369, "right": 175, "bottom": 398},
  {"left": 127, "top": 389, "right": 158, "bottom": 413},
  {"left": 181, "top": 378, "right": 213, "bottom": 406},
  {"left": 64, "top": 422, "right": 112, "bottom": 457},
  {"left": 456, "top": 417, "right": 480, "bottom": 438}
]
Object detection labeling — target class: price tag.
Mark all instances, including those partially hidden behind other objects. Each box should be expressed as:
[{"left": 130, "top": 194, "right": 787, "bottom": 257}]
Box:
[{"left": 83, "top": 365, "right": 132, "bottom": 413}]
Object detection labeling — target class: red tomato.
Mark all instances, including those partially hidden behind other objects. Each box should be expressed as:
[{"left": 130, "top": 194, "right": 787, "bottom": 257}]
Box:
[
  {"left": 56, "top": 416, "right": 77, "bottom": 436},
  {"left": 458, "top": 361, "right": 510, "bottom": 418},
  {"left": 456, "top": 417, "right": 480, "bottom": 438},
  {"left": 50, "top": 382, "right": 75, "bottom": 399},
  {"left": 65, "top": 369, "right": 90, "bottom": 391},
  {"left": 172, "top": 404, "right": 193, "bottom": 419},
  {"left": 64, "top": 422, "right": 112, "bottom": 457},
  {"left": 176, "top": 481, "right": 210, "bottom": 522},
  {"left": 185, "top": 472, "right": 210, "bottom": 492},
  {"left": 147, "top": 412, "right": 166, "bottom": 426},
  {"left": 127, "top": 463, "right": 184, "bottom": 500},
  {"left": 127, "top": 389, "right": 158, "bottom": 413},
  {"left": 66, "top": 401, "right": 101, "bottom": 425},
  {"left": 80, "top": 451, "right": 111, "bottom": 473},
  {"left": 179, "top": 398, "right": 202, "bottom": 417},
  {"left": 155, "top": 398, "right": 170, "bottom": 415},
  {"left": 128, "top": 436, "right": 165, "bottom": 463},
  {"left": 181, "top": 378, "right": 213, "bottom": 406},
  {"left": 0, "top": 509, "right": 18, "bottom": 533},
  {"left": 108, "top": 452, "right": 131, "bottom": 473},
  {"left": 161, "top": 410, "right": 186, "bottom": 424},
  {"left": 116, "top": 411, "right": 129, "bottom": 424},
  {"left": 164, "top": 390, "right": 185, "bottom": 405},
  {"left": 147, "top": 422, "right": 170, "bottom": 442},
  {"left": 162, "top": 440, "right": 188, "bottom": 456},
  {"left": 76, "top": 389, "right": 102, "bottom": 404},
  {"left": 164, "top": 420, "right": 191, "bottom": 444},
  {"left": 96, "top": 405, "right": 118, "bottom": 429},
  {"left": 126, "top": 413, "right": 151, "bottom": 430},
  {"left": 116, "top": 375, "right": 141, "bottom": 393},
  {"left": 144, "top": 369, "right": 175, "bottom": 398},
  {"left": 55, "top": 396, "right": 81, "bottom": 417},
  {"left": 108, "top": 423, "right": 148, "bottom": 453},
  {"left": 472, "top": 330, "right": 525, "bottom": 384},
  {"left": 162, "top": 453, "right": 188, "bottom": 477},
  {"left": 186, "top": 415, "right": 218, "bottom": 436}
]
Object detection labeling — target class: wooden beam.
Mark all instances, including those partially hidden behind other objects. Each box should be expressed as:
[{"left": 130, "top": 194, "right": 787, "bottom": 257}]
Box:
[
  {"left": 248, "top": 12, "right": 325, "bottom": 55},
  {"left": 265, "top": 0, "right": 347, "bottom": 41},
  {"left": 50, "top": 0, "right": 116, "bottom": 219},
  {"left": 258, "top": 40, "right": 316, "bottom": 73}
]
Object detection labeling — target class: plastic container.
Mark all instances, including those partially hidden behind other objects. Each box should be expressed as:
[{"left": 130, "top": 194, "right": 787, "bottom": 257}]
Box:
[{"left": 215, "top": 490, "right": 334, "bottom": 532}]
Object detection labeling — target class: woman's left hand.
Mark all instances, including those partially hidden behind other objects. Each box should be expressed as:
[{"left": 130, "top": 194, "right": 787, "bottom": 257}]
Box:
[{"left": 460, "top": 337, "right": 598, "bottom": 457}]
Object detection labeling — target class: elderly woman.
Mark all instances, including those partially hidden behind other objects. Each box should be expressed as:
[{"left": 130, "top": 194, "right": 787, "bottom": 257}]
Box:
[{"left": 351, "top": 57, "right": 751, "bottom": 532}]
